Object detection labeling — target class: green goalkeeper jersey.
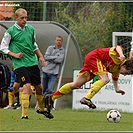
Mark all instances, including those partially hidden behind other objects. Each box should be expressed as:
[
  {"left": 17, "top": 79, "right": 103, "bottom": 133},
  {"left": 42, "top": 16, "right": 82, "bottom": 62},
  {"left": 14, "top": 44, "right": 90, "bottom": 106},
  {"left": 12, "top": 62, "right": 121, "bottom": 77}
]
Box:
[{"left": 0, "top": 23, "right": 39, "bottom": 70}]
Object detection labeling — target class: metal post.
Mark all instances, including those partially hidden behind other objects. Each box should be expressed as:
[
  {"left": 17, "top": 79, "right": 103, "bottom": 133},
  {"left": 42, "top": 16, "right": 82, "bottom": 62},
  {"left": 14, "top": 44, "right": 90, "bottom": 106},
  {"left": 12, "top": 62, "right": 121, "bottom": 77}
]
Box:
[
  {"left": 43, "top": 1, "right": 46, "bottom": 21},
  {"left": 112, "top": 32, "right": 117, "bottom": 47}
]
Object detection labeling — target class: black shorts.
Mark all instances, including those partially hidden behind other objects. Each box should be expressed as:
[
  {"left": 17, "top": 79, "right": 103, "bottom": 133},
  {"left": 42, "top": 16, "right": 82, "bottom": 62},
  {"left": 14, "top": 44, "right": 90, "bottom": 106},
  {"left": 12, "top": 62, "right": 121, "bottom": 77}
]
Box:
[
  {"left": 14, "top": 65, "right": 41, "bottom": 87},
  {"left": 14, "top": 74, "right": 23, "bottom": 87},
  {"left": 14, "top": 74, "right": 20, "bottom": 83}
]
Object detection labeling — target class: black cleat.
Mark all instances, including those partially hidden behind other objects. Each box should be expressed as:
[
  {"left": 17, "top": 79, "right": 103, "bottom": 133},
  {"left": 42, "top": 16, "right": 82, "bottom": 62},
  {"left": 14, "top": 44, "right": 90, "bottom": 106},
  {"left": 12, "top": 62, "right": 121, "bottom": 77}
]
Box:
[
  {"left": 21, "top": 116, "right": 29, "bottom": 119},
  {"left": 12, "top": 103, "right": 21, "bottom": 109},
  {"left": 80, "top": 97, "right": 96, "bottom": 109},
  {"left": 36, "top": 109, "right": 54, "bottom": 119},
  {"left": 44, "top": 111, "right": 54, "bottom": 119},
  {"left": 45, "top": 94, "right": 54, "bottom": 113}
]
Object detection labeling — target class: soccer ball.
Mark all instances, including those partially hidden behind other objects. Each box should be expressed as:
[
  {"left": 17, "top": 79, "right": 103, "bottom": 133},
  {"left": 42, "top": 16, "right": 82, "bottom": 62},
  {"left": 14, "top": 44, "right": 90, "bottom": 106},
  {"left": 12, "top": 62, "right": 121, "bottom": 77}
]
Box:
[{"left": 107, "top": 110, "right": 121, "bottom": 123}]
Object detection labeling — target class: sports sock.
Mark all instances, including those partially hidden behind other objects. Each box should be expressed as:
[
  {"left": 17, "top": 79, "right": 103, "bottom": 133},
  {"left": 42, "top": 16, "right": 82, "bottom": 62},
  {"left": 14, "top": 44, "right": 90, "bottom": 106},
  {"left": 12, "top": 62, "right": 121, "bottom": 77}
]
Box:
[
  {"left": 35, "top": 94, "right": 44, "bottom": 112},
  {"left": 85, "top": 80, "right": 105, "bottom": 99},
  {"left": 14, "top": 92, "right": 19, "bottom": 104},
  {"left": 8, "top": 91, "right": 14, "bottom": 106},
  {"left": 52, "top": 83, "right": 72, "bottom": 101},
  {"left": 21, "top": 94, "right": 29, "bottom": 117},
  {"left": 29, "top": 95, "right": 31, "bottom": 101},
  {"left": 19, "top": 91, "right": 22, "bottom": 105}
]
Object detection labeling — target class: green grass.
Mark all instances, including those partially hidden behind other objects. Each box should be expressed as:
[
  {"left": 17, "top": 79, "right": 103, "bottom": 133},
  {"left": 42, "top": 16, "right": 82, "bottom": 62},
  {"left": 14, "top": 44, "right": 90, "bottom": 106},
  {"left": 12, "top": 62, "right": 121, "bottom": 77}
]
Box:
[{"left": 0, "top": 108, "right": 132, "bottom": 132}]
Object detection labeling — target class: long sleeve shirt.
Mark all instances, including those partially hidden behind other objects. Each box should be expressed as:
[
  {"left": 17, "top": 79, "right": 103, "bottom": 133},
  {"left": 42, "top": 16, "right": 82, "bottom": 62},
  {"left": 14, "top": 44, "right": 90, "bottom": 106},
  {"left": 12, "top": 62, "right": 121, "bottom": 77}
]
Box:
[{"left": 42, "top": 45, "right": 65, "bottom": 75}]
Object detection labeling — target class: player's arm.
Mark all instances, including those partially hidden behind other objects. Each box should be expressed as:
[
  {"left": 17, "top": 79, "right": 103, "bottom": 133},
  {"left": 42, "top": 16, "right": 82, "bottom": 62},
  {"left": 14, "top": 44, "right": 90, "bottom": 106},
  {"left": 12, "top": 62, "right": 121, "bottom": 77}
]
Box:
[
  {"left": 34, "top": 49, "right": 46, "bottom": 67},
  {"left": 129, "top": 30, "right": 133, "bottom": 59},
  {"left": 129, "top": 50, "right": 133, "bottom": 59},
  {"left": 32, "top": 30, "right": 46, "bottom": 67},
  {"left": 0, "top": 32, "right": 23, "bottom": 59},
  {"left": 8, "top": 51, "right": 23, "bottom": 59},
  {"left": 0, "top": 32, "right": 11, "bottom": 54},
  {"left": 115, "top": 45, "right": 125, "bottom": 61},
  {"left": 112, "top": 75, "right": 125, "bottom": 95}
]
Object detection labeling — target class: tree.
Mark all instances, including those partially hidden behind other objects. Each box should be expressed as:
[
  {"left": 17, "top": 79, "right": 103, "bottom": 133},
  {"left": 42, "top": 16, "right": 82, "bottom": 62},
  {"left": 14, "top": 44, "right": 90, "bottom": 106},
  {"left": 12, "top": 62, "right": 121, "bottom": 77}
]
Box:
[{"left": 54, "top": 2, "right": 133, "bottom": 58}]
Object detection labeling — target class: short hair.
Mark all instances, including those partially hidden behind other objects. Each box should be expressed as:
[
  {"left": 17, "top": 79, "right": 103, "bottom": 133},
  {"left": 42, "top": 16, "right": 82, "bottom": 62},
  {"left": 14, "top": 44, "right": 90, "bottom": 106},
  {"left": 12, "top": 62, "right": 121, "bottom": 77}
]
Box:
[
  {"left": 15, "top": 8, "right": 27, "bottom": 17},
  {"left": 56, "top": 36, "right": 63, "bottom": 41}
]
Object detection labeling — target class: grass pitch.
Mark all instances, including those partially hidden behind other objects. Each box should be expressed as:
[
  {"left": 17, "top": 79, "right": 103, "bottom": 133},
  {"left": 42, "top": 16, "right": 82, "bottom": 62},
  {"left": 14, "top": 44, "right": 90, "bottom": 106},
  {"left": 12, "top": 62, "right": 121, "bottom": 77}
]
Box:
[{"left": 0, "top": 108, "right": 132, "bottom": 132}]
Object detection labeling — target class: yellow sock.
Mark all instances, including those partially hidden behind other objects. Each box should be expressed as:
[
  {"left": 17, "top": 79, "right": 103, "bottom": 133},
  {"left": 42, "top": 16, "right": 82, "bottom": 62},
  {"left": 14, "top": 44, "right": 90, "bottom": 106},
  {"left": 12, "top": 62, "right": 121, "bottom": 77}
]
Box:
[
  {"left": 21, "top": 94, "right": 29, "bottom": 117},
  {"left": 8, "top": 91, "right": 14, "bottom": 106},
  {"left": 52, "top": 83, "right": 72, "bottom": 101},
  {"left": 35, "top": 94, "right": 44, "bottom": 112},
  {"left": 19, "top": 91, "right": 22, "bottom": 104},
  {"left": 85, "top": 80, "right": 105, "bottom": 99}
]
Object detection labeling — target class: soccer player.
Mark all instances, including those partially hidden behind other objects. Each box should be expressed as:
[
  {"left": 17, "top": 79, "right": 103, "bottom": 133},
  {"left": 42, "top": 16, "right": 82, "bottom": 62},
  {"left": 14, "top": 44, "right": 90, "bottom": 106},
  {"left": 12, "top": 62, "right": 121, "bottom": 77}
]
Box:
[
  {"left": 4, "top": 68, "right": 19, "bottom": 109},
  {"left": 0, "top": 8, "right": 53, "bottom": 119},
  {"left": 4, "top": 67, "right": 21, "bottom": 110},
  {"left": 45, "top": 45, "right": 133, "bottom": 115}
]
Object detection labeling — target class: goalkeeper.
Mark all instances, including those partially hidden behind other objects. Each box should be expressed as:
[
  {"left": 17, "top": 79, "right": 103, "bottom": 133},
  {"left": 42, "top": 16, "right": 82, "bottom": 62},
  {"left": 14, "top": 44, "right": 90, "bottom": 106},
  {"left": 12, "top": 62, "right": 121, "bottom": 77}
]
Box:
[{"left": 45, "top": 45, "right": 133, "bottom": 114}]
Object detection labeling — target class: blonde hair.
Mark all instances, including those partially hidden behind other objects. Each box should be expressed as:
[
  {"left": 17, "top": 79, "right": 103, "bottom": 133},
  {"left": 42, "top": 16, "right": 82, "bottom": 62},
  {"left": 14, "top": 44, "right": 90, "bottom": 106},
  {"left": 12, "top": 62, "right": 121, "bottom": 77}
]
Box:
[{"left": 15, "top": 8, "right": 27, "bottom": 17}]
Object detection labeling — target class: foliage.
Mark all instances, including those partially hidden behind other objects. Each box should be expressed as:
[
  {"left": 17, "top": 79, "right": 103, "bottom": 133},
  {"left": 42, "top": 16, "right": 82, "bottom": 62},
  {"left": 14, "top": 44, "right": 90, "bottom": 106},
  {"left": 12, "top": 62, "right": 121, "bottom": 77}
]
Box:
[
  {"left": 54, "top": 2, "right": 133, "bottom": 58},
  {"left": 14, "top": 2, "right": 43, "bottom": 21},
  {"left": 13, "top": 2, "right": 133, "bottom": 58}
]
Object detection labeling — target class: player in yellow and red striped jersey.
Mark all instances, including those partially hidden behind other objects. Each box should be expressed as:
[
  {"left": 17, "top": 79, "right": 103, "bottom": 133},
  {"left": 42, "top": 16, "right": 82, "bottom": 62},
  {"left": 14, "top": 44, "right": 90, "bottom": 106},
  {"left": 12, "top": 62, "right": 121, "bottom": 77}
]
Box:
[{"left": 45, "top": 45, "right": 133, "bottom": 115}]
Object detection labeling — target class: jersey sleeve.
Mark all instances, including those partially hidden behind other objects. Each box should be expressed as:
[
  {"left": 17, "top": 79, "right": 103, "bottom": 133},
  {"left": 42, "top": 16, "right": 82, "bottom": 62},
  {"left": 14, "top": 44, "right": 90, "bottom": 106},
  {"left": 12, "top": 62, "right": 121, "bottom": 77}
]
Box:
[
  {"left": 109, "top": 46, "right": 125, "bottom": 65},
  {"left": 0, "top": 32, "right": 11, "bottom": 54}
]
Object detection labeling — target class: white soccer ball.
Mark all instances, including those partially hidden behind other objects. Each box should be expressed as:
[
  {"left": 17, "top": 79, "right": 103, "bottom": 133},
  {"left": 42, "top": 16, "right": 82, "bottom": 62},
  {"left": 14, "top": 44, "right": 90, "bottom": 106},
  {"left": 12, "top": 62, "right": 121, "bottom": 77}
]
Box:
[{"left": 107, "top": 109, "right": 121, "bottom": 123}]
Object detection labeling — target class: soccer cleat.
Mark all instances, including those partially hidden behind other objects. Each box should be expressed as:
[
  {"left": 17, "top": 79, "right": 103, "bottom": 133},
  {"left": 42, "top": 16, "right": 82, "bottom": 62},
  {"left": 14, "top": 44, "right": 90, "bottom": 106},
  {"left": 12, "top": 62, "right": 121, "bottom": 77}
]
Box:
[
  {"left": 80, "top": 97, "right": 96, "bottom": 109},
  {"left": 36, "top": 109, "right": 54, "bottom": 119},
  {"left": 44, "top": 111, "right": 54, "bottom": 119},
  {"left": 45, "top": 94, "right": 54, "bottom": 113},
  {"left": 12, "top": 103, "right": 21, "bottom": 109},
  {"left": 21, "top": 116, "right": 29, "bottom": 119},
  {"left": 4, "top": 105, "right": 12, "bottom": 109},
  {"left": 34, "top": 102, "right": 38, "bottom": 109}
]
